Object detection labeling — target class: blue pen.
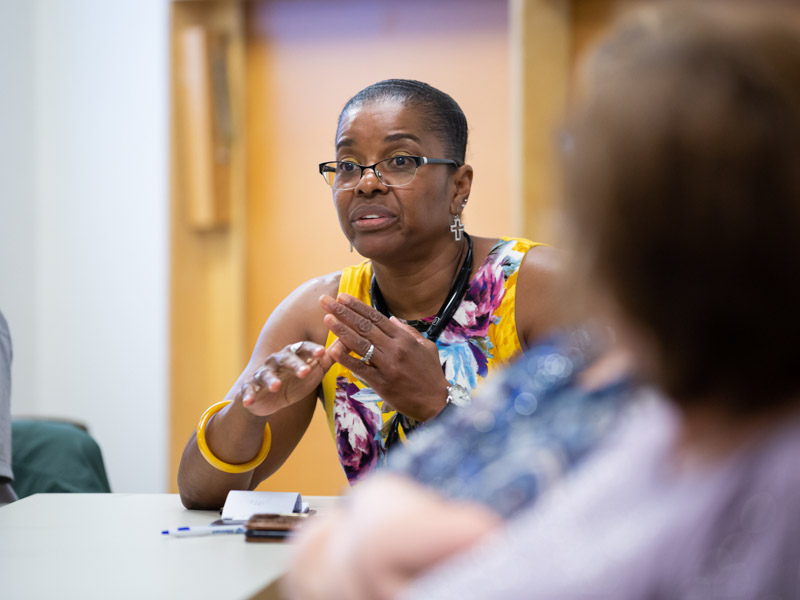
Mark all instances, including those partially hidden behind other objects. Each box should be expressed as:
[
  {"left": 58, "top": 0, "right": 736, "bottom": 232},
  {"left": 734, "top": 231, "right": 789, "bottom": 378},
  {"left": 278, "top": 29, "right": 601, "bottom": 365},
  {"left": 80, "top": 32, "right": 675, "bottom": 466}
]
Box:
[{"left": 161, "top": 525, "right": 245, "bottom": 537}]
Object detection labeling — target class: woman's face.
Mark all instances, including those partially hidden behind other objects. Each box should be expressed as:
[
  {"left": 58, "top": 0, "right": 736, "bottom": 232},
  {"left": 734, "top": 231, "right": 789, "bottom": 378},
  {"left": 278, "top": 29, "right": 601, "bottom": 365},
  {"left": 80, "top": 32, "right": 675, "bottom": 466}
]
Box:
[{"left": 332, "top": 99, "right": 470, "bottom": 262}]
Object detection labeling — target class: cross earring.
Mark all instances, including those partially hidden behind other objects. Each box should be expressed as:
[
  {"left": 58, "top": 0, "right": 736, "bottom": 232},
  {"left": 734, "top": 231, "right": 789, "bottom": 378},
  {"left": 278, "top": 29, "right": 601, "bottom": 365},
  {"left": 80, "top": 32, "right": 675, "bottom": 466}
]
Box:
[{"left": 450, "top": 214, "right": 464, "bottom": 241}]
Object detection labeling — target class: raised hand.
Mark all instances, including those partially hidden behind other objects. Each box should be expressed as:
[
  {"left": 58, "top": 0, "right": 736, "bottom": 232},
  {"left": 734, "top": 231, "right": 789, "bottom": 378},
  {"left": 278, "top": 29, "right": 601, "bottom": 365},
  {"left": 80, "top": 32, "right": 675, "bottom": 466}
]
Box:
[
  {"left": 319, "top": 293, "right": 449, "bottom": 421},
  {"left": 238, "top": 341, "right": 334, "bottom": 417}
]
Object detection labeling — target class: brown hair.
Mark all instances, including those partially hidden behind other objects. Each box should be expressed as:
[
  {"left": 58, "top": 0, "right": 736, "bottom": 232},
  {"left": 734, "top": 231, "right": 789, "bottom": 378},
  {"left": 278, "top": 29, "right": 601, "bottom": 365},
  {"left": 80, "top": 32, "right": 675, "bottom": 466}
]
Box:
[{"left": 563, "top": 3, "right": 800, "bottom": 411}]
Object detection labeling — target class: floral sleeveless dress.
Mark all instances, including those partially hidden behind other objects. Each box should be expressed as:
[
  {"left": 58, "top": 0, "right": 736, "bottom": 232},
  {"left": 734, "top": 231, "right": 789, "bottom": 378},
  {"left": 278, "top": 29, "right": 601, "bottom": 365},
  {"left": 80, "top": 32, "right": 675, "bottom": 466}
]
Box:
[{"left": 320, "top": 237, "right": 542, "bottom": 483}]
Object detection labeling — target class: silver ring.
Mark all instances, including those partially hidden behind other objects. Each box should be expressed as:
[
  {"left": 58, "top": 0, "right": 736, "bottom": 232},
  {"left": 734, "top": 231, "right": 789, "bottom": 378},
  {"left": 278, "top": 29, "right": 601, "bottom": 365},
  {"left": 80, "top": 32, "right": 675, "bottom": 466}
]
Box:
[
  {"left": 289, "top": 341, "right": 303, "bottom": 354},
  {"left": 360, "top": 344, "right": 375, "bottom": 365},
  {"left": 252, "top": 368, "right": 265, "bottom": 390}
]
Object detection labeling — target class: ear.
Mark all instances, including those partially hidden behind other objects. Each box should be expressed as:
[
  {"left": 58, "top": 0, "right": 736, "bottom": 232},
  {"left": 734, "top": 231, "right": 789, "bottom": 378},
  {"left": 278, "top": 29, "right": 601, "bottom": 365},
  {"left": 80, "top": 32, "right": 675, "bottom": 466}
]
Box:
[{"left": 449, "top": 164, "right": 473, "bottom": 215}]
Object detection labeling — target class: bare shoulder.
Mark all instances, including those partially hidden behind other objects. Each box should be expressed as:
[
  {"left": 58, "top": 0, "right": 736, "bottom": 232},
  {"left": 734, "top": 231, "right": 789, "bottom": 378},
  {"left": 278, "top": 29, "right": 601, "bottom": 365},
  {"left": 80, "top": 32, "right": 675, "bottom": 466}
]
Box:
[
  {"left": 520, "top": 244, "right": 561, "bottom": 278},
  {"left": 285, "top": 270, "right": 342, "bottom": 307},
  {"left": 516, "top": 244, "right": 564, "bottom": 347}
]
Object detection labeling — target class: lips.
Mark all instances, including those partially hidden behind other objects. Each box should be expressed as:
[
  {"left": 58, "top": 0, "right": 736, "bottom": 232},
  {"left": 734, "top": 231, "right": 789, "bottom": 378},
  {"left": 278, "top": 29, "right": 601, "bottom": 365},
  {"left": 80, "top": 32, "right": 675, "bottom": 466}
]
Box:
[{"left": 350, "top": 206, "right": 397, "bottom": 231}]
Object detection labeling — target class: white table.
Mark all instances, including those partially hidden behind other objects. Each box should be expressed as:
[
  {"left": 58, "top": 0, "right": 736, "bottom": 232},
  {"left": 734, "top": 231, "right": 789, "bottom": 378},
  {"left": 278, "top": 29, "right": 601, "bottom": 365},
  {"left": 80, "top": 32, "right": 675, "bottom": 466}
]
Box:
[{"left": 0, "top": 493, "right": 337, "bottom": 600}]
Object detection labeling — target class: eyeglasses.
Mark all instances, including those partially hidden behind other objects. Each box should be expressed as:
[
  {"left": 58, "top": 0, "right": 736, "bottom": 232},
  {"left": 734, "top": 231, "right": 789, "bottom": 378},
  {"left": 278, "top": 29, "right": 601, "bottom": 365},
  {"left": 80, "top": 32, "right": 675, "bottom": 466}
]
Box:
[{"left": 318, "top": 156, "right": 459, "bottom": 190}]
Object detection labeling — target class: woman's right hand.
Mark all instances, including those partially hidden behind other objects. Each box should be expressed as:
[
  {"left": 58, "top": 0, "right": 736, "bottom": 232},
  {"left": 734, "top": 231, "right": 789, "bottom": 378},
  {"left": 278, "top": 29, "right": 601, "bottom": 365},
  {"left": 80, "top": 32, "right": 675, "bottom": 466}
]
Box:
[
  {"left": 178, "top": 274, "right": 340, "bottom": 510},
  {"left": 238, "top": 340, "right": 334, "bottom": 417}
]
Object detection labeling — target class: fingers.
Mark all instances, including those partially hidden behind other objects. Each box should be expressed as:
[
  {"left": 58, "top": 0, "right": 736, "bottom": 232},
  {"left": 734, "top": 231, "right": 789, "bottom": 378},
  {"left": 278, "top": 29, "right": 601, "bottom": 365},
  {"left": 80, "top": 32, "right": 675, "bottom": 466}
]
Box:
[
  {"left": 324, "top": 314, "right": 378, "bottom": 364},
  {"left": 290, "top": 340, "right": 327, "bottom": 363},
  {"left": 321, "top": 293, "right": 417, "bottom": 368},
  {"left": 283, "top": 340, "right": 327, "bottom": 373},
  {"left": 327, "top": 339, "right": 376, "bottom": 381},
  {"left": 242, "top": 365, "right": 282, "bottom": 406},
  {"left": 253, "top": 364, "right": 283, "bottom": 391},
  {"left": 320, "top": 294, "right": 397, "bottom": 338},
  {"left": 288, "top": 342, "right": 327, "bottom": 379},
  {"left": 241, "top": 341, "right": 328, "bottom": 406},
  {"left": 241, "top": 381, "right": 261, "bottom": 407},
  {"left": 320, "top": 295, "right": 435, "bottom": 369}
]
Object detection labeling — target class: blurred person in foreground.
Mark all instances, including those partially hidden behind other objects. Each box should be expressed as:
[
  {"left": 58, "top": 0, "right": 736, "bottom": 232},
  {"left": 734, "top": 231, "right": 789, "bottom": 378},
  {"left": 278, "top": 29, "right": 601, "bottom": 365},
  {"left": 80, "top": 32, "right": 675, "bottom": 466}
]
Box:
[
  {"left": 285, "top": 3, "right": 800, "bottom": 598},
  {"left": 178, "top": 79, "right": 561, "bottom": 509}
]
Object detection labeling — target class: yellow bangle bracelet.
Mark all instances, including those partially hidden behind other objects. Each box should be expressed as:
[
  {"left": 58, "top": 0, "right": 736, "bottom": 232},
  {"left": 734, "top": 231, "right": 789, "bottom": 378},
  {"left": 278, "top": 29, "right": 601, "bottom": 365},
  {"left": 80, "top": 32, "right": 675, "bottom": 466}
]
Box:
[{"left": 196, "top": 400, "right": 272, "bottom": 474}]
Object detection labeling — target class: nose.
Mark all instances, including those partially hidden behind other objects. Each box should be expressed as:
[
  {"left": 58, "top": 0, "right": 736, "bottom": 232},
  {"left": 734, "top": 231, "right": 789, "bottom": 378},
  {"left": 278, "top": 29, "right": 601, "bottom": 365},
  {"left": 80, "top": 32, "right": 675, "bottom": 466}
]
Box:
[{"left": 354, "top": 165, "right": 387, "bottom": 195}]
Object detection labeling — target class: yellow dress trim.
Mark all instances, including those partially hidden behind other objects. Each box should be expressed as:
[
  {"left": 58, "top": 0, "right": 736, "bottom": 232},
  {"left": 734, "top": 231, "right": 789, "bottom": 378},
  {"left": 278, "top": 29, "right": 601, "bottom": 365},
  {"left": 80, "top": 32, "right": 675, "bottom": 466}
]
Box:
[{"left": 321, "top": 260, "right": 373, "bottom": 437}]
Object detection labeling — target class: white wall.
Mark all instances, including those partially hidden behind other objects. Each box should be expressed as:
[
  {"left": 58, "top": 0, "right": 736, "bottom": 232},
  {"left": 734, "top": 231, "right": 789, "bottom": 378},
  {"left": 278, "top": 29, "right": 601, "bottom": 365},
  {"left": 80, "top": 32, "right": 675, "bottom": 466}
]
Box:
[
  {"left": 0, "top": 0, "right": 37, "bottom": 415},
  {"left": 0, "top": 0, "right": 170, "bottom": 493}
]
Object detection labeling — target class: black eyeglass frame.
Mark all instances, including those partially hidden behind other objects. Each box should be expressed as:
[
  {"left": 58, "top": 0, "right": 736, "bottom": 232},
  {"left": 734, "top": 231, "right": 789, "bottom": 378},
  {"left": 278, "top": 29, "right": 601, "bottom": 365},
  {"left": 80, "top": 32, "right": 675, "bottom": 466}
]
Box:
[{"left": 318, "top": 156, "right": 459, "bottom": 190}]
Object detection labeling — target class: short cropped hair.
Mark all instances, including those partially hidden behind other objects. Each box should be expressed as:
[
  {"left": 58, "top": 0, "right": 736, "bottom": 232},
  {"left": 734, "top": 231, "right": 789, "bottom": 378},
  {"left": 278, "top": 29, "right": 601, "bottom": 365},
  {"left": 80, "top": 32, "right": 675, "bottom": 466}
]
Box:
[
  {"left": 337, "top": 79, "right": 469, "bottom": 166},
  {"left": 563, "top": 3, "right": 800, "bottom": 411}
]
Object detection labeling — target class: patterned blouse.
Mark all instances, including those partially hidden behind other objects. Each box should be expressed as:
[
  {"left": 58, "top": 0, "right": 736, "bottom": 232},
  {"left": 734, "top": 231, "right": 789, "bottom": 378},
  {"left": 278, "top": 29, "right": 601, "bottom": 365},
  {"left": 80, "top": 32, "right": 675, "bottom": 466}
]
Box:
[
  {"left": 387, "top": 330, "right": 634, "bottom": 518},
  {"left": 320, "top": 238, "right": 543, "bottom": 484}
]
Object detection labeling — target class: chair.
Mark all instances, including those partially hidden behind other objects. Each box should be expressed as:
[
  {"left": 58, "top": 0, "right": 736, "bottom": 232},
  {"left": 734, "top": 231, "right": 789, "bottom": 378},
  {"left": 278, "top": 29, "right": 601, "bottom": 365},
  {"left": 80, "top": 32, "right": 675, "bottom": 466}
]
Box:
[{"left": 10, "top": 418, "right": 111, "bottom": 498}]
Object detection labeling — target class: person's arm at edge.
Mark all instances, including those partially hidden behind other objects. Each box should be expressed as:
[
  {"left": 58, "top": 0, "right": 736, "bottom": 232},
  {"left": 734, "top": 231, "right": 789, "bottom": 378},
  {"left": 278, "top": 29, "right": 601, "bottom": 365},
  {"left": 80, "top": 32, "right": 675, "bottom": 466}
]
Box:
[
  {"left": 177, "top": 273, "right": 339, "bottom": 510},
  {"left": 515, "top": 245, "right": 564, "bottom": 348},
  {"left": 284, "top": 473, "right": 502, "bottom": 600}
]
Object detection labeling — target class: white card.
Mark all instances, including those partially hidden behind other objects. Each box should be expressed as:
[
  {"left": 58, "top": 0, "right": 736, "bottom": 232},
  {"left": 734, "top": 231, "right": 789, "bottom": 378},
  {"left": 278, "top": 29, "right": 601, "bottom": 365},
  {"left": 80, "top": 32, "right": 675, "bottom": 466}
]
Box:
[{"left": 220, "top": 490, "right": 305, "bottom": 523}]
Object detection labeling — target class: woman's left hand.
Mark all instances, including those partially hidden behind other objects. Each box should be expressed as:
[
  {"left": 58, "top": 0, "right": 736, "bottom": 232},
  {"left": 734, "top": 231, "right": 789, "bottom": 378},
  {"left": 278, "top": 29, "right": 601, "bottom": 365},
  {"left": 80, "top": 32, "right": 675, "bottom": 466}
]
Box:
[{"left": 319, "top": 293, "right": 450, "bottom": 421}]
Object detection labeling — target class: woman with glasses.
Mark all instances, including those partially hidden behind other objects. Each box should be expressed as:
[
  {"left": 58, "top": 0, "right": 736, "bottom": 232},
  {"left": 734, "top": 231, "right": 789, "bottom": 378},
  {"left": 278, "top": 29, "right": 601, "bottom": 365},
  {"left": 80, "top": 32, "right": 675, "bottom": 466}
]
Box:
[{"left": 178, "top": 79, "right": 560, "bottom": 508}]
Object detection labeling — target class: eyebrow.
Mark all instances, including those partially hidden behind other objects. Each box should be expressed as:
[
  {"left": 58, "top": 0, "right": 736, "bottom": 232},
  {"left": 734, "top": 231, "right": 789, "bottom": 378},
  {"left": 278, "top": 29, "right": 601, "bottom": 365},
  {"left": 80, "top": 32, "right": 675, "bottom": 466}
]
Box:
[
  {"left": 335, "top": 132, "right": 423, "bottom": 152},
  {"left": 384, "top": 132, "right": 422, "bottom": 145},
  {"left": 335, "top": 138, "right": 355, "bottom": 151}
]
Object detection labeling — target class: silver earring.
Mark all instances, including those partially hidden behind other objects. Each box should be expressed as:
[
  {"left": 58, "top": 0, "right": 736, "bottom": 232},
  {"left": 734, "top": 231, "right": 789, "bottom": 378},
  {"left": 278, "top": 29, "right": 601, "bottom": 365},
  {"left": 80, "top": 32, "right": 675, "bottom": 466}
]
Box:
[
  {"left": 461, "top": 197, "right": 468, "bottom": 208},
  {"left": 450, "top": 214, "right": 464, "bottom": 241}
]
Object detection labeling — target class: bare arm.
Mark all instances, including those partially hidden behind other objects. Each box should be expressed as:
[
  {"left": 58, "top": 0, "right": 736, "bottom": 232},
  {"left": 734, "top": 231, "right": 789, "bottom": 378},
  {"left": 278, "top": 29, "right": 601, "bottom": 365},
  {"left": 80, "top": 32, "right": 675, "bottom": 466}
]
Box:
[
  {"left": 177, "top": 273, "right": 339, "bottom": 509},
  {"left": 515, "top": 245, "right": 564, "bottom": 348},
  {"left": 284, "top": 474, "right": 501, "bottom": 600}
]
